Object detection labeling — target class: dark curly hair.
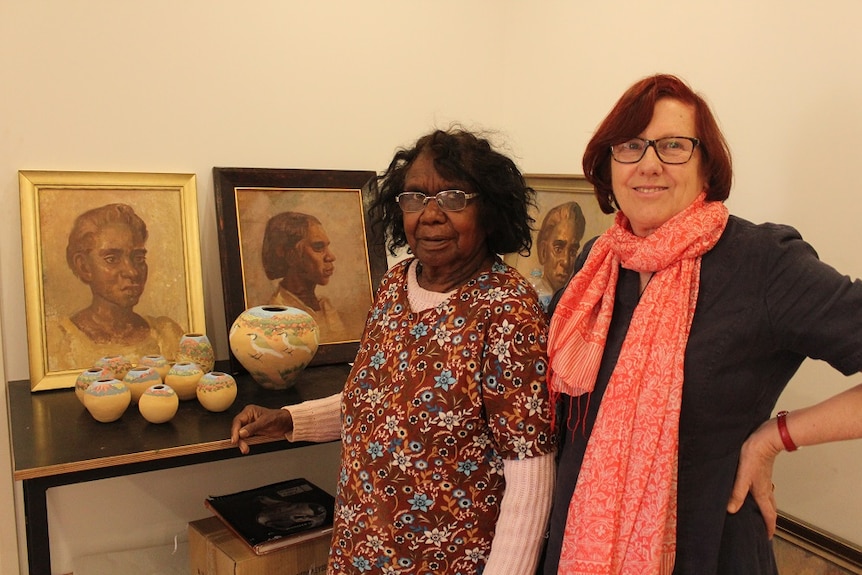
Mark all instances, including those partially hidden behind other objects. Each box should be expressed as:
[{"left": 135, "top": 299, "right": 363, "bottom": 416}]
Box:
[
  {"left": 583, "top": 74, "right": 733, "bottom": 214},
  {"left": 371, "top": 127, "right": 537, "bottom": 257}
]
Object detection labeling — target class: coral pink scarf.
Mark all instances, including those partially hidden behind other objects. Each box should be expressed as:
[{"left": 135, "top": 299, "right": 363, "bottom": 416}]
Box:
[{"left": 547, "top": 193, "right": 728, "bottom": 574}]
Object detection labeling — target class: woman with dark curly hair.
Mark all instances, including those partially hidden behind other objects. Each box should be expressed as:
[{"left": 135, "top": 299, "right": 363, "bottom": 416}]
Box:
[
  {"left": 369, "top": 128, "right": 537, "bottom": 259},
  {"left": 232, "top": 127, "right": 556, "bottom": 575}
]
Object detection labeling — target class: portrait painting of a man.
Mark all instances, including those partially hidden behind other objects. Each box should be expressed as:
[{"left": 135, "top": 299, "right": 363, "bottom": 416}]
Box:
[
  {"left": 535, "top": 201, "right": 587, "bottom": 295},
  {"left": 505, "top": 174, "right": 615, "bottom": 296}
]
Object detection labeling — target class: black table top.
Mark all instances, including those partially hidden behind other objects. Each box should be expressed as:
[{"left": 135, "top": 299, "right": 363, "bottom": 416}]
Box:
[{"left": 8, "top": 361, "right": 351, "bottom": 480}]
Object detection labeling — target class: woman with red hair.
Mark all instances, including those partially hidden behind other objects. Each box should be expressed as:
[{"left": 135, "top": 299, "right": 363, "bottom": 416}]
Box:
[{"left": 542, "top": 74, "right": 862, "bottom": 574}]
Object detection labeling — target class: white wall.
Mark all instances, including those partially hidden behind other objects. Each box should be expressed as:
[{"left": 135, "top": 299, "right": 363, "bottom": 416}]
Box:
[{"left": 2, "top": 1, "right": 861, "bottom": 572}]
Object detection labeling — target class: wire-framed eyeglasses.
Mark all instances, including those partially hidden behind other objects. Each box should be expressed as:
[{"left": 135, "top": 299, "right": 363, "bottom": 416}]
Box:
[
  {"left": 610, "top": 136, "right": 700, "bottom": 164},
  {"left": 396, "top": 190, "right": 478, "bottom": 213}
]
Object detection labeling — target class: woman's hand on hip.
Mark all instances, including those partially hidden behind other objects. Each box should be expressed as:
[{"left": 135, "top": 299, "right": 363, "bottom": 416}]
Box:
[{"left": 727, "top": 418, "right": 783, "bottom": 538}]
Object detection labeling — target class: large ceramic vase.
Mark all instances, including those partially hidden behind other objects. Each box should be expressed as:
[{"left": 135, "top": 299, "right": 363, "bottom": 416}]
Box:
[
  {"left": 123, "top": 366, "right": 162, "bottom": 404},
  {"left": 83, "top": 378, "right": 131, "bottom": 423},
  {"left": 138, "top": 384, "right": 179, "bottom": 424},
  {"left": 228, "top": 305, "right": 320, "bottom": 390},
  {"left": 165, "top": 361, "right": 204, "bottom": 401},
  {"left": 176, "top": 333, "right": 215, "bottom": 374},
  {"left": 196, "top": 371, "right": 237, "bottom": 412}
]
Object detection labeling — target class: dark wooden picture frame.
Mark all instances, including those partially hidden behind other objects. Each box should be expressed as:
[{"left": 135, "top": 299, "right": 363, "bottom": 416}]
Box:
[
  {"left": 213, "top": 167, "right": 387, "bottom": 372},
  {"left": 18, "top": 170, "right": 206, "bottom": 391}
]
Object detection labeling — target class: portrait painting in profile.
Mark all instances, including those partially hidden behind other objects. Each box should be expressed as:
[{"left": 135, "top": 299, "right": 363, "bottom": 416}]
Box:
[
  {"left": 231, "top": 188, "right": 374, "bottom": 347},
  {"left": 261, "top": 211, "right": 349, "bottom": 342},
  {"left": 505, "top": 174, "right": 615, "bottom": 295},
  {"left": 18, "top": 171, "right": 205, "bottom": 391},
  {"left": 213, "top": 167, "right": 386, "bottom": 368}
]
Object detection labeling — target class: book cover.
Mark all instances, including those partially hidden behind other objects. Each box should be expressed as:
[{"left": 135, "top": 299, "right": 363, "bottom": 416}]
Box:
[{"left": 205, "top": 477, "right": 335, "bottom": 555}]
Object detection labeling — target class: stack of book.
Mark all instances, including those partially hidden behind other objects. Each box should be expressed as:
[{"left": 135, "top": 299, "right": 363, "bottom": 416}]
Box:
[{"left": 204, "top": 477, "right": 335, "bottom": 555}]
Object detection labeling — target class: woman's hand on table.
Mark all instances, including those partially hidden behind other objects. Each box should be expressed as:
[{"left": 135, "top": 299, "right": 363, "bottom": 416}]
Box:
[{"left": 230, "top": 404, "right": 294, "bottom": 454}]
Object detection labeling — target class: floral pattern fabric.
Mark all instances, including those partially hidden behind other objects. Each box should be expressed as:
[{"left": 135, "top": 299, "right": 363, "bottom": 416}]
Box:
[{"left": 329, "top": 258, "right": 554, "bottom": 575}]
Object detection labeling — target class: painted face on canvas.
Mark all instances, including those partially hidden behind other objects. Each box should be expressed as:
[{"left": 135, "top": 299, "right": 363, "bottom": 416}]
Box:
[
  {"left": 292, "top": 222, "right": 335, "bottom": 286},
  {"left": 540, "top": 217, "right": 581, "bottom": 292},
  {"left": 74, "top": 222, "right": 148, "bottom": 308}
]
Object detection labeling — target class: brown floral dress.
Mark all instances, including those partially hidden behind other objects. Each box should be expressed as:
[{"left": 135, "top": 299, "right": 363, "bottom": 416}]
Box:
[{"left": 329, "top": 258, "right": 554, "bottom": 575}]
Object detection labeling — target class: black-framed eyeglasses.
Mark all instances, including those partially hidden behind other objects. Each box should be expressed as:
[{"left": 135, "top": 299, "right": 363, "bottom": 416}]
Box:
[
  {"left": 610, "top": 136, "right": 700, "bottom": 164},
  {"left": 396, "top": 190, "right": 479, "bottom": 213}
]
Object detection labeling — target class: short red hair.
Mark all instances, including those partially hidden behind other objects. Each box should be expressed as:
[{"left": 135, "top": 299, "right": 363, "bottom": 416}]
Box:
[{"left": 583, "top": 74, "right": 733, "bottom": 214}]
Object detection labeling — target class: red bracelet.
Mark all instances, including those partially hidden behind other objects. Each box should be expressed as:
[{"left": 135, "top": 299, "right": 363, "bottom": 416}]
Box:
[{"left": 776, "top": 410, "right": 799, "bottom": 452}]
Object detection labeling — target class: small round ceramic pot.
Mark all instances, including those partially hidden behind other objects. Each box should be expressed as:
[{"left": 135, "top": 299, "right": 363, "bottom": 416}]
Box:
[
  {"left": 123, "top": 366, "right": 162, "bottom": 404},
  {"left": 177, "top": 333, "right": 215, "bottom": 374},
  {"left": 75, "top": 366, "right": 114, "bottom": 405},
  {"left": 83, "top": 378, "right": 131, "bottom": 423},
  {"left": 138, "top": 354, "right": 171, "bottom": 382},
  {"left": 196, "top": 371, "right": 238, "bottom": 413},
  {"left": 94, "top": 355, "right": 133, "bottom": 381},
  {"left": 138, "top": 384, "right": 180, "bottom": 424},
  {"left": 164, "top": 361, "right": 204, "bottom": 401}
]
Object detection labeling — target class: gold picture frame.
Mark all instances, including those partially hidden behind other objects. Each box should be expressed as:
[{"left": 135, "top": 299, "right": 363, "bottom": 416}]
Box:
[
  {"left": 18, "top": 170, "right": 206, "bottom": 391},
  {"left": 504, "top": 174, "right": 615, "bottom": 295}
]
